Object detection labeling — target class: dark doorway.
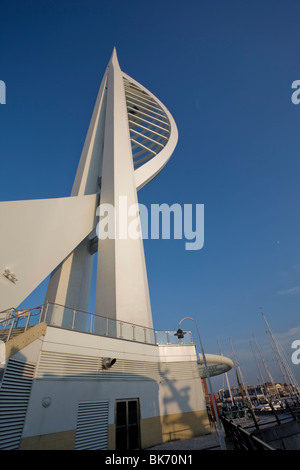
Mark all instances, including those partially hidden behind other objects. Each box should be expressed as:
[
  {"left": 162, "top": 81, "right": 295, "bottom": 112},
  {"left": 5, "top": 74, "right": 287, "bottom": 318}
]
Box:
[{"left": 115, "top": 399, "right": 140, "bottom": 450}]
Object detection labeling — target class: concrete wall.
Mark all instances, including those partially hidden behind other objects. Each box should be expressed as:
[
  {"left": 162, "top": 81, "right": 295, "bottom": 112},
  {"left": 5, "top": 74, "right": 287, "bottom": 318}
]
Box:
[{"left": 253, "top": 419, "right": 300, "bottom": 450}]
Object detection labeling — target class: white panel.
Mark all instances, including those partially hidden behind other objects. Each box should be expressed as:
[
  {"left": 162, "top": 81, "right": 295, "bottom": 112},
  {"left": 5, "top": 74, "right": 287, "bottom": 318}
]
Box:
[
  {"left": 95, "top": 49, "right": 153, "bottom": 329},
  {"left": 36, "top": 350, "right": 200, "bottom": 382},
  {"left": 0, "top": 194, "right": 97, "bottom": 311}
]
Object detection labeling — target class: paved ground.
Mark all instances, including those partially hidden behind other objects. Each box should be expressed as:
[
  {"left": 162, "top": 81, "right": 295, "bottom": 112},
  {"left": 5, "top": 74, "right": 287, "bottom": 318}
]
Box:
[
  {"left": 146, "top": 428, "right": 225, "bottom": 450},
  {"left": 145, "top": 411, "right": 299, "bottom": 451}
]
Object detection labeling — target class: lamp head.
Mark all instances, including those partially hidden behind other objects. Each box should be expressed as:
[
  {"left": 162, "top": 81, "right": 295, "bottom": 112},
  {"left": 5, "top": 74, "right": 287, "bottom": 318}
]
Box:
[{"left": 174, "top": 328, "right": 186, "bottom": 340}]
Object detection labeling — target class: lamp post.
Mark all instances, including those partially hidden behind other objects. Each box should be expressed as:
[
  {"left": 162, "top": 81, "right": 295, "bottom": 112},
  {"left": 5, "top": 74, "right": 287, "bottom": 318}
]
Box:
[{"left": 178, "top": 317, "right": 227, "bottom": 450}]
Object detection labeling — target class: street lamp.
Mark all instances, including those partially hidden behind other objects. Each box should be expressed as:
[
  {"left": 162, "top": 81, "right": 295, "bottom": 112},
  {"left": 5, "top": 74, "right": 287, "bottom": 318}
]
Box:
[{"left": 177, "top": 316, "right": 227, "bottom": 450}]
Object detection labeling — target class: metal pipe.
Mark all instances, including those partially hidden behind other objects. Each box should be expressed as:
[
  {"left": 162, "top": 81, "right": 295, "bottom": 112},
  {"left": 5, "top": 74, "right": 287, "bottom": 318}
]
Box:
[
  {"left": 24, "top": 311, "right": 31, "bottom": 331},
  {"left": 71, "top": 310, "right": 76, "bottom": 330},
  {"left": 7, "top": 318, "right": 15, "bottom": 341}
]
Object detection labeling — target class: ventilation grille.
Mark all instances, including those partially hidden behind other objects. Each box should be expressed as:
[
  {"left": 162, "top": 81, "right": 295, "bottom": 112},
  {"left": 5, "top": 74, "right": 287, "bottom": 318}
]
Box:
[
  {"left": 36, "top": 351, "right": 200, "bottom": 382},
  {"left": 37, "top": 351, "right": 102, "bottom": 379},
  {"left": 0, "top": 359, "right": 35, "bottom": 450},
  {"left": 123, "top": 75, "right": 170, "bottom": 169},
  {"left": 75, "top": 401, "right": 109, "bottom": 450}
]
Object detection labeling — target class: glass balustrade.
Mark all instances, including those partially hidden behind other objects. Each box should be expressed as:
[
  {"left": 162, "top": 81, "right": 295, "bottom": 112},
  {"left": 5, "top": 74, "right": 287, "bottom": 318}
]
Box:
[{"left": 0, "top": 302, "right": 193, "bottom": 347}]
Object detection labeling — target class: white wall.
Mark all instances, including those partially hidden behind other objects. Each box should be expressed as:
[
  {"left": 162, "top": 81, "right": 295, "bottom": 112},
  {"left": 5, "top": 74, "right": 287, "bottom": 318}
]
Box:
[{"left": 18, "top": 327, "right": 206, "bottom": 439}]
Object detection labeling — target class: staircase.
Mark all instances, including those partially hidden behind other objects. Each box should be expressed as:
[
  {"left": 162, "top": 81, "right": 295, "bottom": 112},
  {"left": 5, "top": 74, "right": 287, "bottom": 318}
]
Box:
[{"left": 0, "top": 306, "right": 47, "bottom": 360}]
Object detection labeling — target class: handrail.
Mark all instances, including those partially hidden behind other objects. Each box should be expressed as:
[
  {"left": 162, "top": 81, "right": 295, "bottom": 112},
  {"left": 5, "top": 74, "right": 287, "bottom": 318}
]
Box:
[
  {"left": 45, "top": 301, "right": 155, "bottom": 331},
  {"left": 251, "top": 433, "right": 276, "bottom": 450},
  {"left": 0, "top": 306, "right": 44, "bottom": 342},
  {"left": 221, "top": 414, "right": 276, "bottom": 450},
  {"left": 0, "top": 302, "right": 194, "bottom": 347}
]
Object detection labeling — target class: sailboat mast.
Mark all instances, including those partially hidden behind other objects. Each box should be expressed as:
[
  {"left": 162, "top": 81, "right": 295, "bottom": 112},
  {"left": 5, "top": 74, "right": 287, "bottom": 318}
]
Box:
[
  {"left": 261, "top": 310, "right": 294, "bottom": 396},
  {"left": 229, "top": 338, "right": 252, "bottom": 407},
  {"left": 218, "top": 340, "right": 234, "bottom": 404},
  {"left": 250, "top": 339, "right": 268, "bottom": 401},
  {"left": 252, "top": 334, "right": 279, "bottom": 399}
]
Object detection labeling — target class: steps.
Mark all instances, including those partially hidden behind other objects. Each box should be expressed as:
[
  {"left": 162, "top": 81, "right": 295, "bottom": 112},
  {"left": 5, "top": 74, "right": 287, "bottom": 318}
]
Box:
[
  {"left": 0, "top": 327, "right": 27, "bottom": 343},
  {"left": 3, "top": 323, "right": 47, "bottom": 360}
]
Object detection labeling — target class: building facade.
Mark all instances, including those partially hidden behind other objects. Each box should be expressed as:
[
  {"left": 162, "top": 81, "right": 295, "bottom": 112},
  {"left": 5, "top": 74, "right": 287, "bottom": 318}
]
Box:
[{"left": 0, "top": 50, "right": 232, "bottom": 450}]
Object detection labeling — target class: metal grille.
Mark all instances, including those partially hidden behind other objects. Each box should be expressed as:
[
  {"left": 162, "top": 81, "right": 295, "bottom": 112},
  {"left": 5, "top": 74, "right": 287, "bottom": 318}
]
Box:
[
  {"left": 75, "top": 401, "right": 109, "bottom": 450},
  {"left": 36, "top": 351, "right": 200, "bottom": 382},
  {"left": 123, "top": 75, "right": 170, "bottom": 169},
  {"left": 0, "top": 359, "right": 35, "bottom": 449},
  {"left": 37, "top": 351, "right": 102, "bottom": 379}
]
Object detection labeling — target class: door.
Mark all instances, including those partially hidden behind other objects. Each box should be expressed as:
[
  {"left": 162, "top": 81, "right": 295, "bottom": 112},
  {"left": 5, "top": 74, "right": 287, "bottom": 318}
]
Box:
[{"left": 115, "top": 399, "right": 140, "bottom": 450}]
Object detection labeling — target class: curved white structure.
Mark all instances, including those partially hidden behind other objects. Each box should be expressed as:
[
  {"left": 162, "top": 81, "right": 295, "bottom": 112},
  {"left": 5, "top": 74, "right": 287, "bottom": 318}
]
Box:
[
  {"left": 122, "top": 73, "right": 178, "bottom": 191},
  {"left": 198, "top": 353, "right": 234, "bottom": 378},
  {"left": 0, "top": 49, "right": 178, "bottom": 331}
]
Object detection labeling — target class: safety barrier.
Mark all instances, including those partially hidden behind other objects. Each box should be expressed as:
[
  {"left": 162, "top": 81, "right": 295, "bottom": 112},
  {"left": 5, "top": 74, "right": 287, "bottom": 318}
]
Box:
[
  {"left": 220, "top": 414, "right": 276, "bottom": 450},
  {"left": 0, "top": 302, "right": 193, "bottom": 347}
]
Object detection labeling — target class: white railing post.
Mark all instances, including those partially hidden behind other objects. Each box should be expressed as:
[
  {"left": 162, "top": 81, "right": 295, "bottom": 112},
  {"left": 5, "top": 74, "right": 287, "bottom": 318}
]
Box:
[
  {"left": 166, "top": 331, "right": 170, "bottom": 345},
  {"left": 7, "top": 318, "right": 15, "bottom": 341},
  {"left": 24, "top": 311, "right": 31, "bottom": 331},
  {"left": 43, "top": 302, "right": 49, "bottom": 323},
  {"left": 71, "top": 310, "right": 76, "bottom": 330}
]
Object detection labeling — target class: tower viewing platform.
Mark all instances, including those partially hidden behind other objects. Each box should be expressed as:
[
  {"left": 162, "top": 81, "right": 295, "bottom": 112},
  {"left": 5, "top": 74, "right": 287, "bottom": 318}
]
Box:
[{"left": 0, "top": 303, "right": 193, "bottom": 347}]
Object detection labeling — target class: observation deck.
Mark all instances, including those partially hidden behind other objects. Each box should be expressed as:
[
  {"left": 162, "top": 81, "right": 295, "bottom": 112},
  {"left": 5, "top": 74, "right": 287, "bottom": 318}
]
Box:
[
  {"left": 0, "top": 303, "right": 233, "bottom": 379},
  {"left": 0, "top": 303, "right": 193, "bottom": 347}
]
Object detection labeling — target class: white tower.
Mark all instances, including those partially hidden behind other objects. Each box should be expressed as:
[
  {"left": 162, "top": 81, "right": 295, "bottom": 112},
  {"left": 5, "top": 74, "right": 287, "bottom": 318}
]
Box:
[{"left": 0, "top": 49, "right": 178, "bottom": 330}]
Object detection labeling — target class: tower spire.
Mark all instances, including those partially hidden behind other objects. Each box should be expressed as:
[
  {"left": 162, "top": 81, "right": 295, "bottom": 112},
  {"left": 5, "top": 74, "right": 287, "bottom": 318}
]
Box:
[
  {"left": 44, "top": 51, "right": 178, "bottom": 329},
  {"left": 0, "top": 51, "right": 178, "bottom": 331}
]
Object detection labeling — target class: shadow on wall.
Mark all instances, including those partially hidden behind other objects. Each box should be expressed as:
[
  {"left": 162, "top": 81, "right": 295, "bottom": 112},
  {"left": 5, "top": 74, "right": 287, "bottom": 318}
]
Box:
[
  {"left": 0, "top": 347, "right": 210, "bottom": 450},
  {"left": 157, "top": 362, "right": 210, "bottom": 444}
]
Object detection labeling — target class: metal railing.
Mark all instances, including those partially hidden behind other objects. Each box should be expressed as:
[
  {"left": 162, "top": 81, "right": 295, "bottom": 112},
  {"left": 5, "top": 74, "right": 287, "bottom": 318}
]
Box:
[
  {"left": 222, "top": 399, "right": 300, "bottom": 429},
  {"left": 220, "top": 414, "right": 276, "bottom": 450},
  {"left": 221, "top": 407, "right": 259, "bottom": 428},
  {"left": 0, "top": 302, "right": 194, "bottom": 347},
  {"left": 0, "top": 306, "right": 44, "bottom": 342}
]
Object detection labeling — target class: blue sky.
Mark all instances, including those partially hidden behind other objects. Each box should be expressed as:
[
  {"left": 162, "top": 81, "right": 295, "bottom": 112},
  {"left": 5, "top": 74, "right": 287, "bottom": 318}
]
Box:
[{"left": 1, "top": 0, "right": 300, "bottom": 391}]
